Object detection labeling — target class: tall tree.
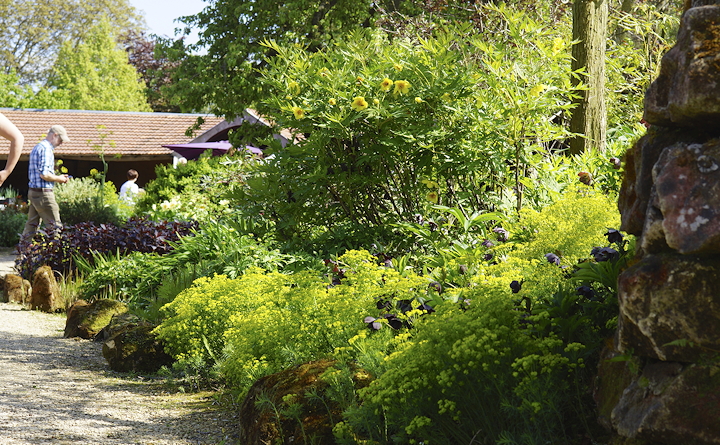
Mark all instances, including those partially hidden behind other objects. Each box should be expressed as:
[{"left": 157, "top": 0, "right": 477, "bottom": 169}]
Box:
[
  {"left": 50, "top": 19, "right": 151, "bottom": 112},
  {"left": 0, "top": 0, "right": 143, "bottom": 86},
  {"left": 121, "top": 31, "right": 181, "bottom": 112},
  {"left": 569, "top": 0, "right": 608, "bottom": 154}
]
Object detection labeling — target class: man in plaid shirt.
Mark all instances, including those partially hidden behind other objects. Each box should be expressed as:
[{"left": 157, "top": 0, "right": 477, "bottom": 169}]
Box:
[{"left": 22, "top": 125, "right": 71, "bottom": 236}]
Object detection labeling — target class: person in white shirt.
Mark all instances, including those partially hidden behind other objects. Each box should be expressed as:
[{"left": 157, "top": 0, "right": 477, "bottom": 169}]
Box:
[{"left": 119, "top": 169, "right": 142, "bottom": 203}]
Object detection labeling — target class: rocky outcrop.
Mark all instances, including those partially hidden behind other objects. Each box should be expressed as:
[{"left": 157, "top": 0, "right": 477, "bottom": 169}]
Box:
[
  {"left": 644, "top": 6, "right": 720, "bottom": 126},
  {"left": 101, "top": 316, "right": 173, "bottom": 373},
  {"left": 238, "top": 360, "right": 371, "bottom": 445},
  {"left": 2, "top": 274, "right": 31, "bottom": 305},
  {"left": 64, "top": 299, "right": 128, "bottom": 339},
  {"left": 30, "top": 266, "right": 62, "bottom": 312},
  {"left": 601, "top": 4, "right": 720, "bottom": 444}
]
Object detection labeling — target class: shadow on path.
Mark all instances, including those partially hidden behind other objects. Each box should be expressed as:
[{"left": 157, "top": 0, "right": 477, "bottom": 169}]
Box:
[{"left": 0, "top": 303, "right": 239, "bottom": 444}]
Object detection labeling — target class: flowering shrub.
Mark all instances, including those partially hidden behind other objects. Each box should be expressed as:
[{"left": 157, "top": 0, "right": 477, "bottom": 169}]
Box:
[
  {"left": 242, "top": 6, "right": 578, "bottom": 247},
  {"left": 154, "top": 250, "right": 430, "bottom": 394},
  {"left": 328, "top": 191, "right": 627, "bottom": 444},
  {"left": 509, "top": 186, "right": 621, "bottom": 267},
  {"left": 135, "top": 154, "right": 253, "bottom": 224}
]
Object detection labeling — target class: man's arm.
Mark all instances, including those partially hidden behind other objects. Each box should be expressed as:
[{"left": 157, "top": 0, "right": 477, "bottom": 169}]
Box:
[
  {"left": 39, "top": 172, "right": 69, "bottom": 184},
  {"left": 0, "top": 113, "right": 24, "bottom": 186}
]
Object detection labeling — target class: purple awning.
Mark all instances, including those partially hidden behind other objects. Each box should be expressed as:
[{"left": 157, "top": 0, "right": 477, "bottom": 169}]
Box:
[{"left": 162, "top": 141, "right": 262, "bottom": 160}]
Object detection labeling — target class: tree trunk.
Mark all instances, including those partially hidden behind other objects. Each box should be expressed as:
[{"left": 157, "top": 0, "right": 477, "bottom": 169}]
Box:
[{"left": 569, "top": 0, "right": 608, "bottom": 155}]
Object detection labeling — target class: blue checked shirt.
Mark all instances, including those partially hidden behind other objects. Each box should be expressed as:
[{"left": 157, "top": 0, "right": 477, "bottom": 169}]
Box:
[{"left": 28, "top": 139, "right": 56, "bottom": 189}]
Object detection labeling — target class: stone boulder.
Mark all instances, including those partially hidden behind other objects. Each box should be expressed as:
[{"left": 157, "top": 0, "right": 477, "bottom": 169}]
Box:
[
  {"left": 30, "top": 265, "right": 62, "bottom": 312},
  {"left": 64, "top": 299, "right": 128, "bottom": 339},
  {"left": 2, "top": 274, "right": 31, "bottom": 305},
  {"left": 102, "top": 319, "right": 174, "bottom": 373},
  {"left": 644, "top": 6, "right": 720, "bottom": 127},
  {"left": 617, "top": 254, "right": 720, "bottom": 362},
  {"left": 610, "top": 361, "right": 720, "bottom": 445},
  {"left": 239, "top": 359, "right": 372, "bottom": 445},
  {"left": 652, "top": 139, "right": 720, "bottom": 254},
  {"left": 600, "top": 4, "right": 720, "bottom": 444},
  {"left": 618, "top": 127, "right": 717, "bottom": 244}
]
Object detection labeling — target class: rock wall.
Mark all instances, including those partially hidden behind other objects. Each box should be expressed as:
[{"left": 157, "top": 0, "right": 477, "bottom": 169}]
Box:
[{"left": 599, "top": 4, "right": 720, "bottom": 444}]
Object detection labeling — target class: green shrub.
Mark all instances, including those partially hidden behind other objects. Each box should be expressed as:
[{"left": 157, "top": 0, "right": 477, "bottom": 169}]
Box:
[
  {"left": 154, "top": 250, "right": 432, "bottom": 394},
  {"left": 243, "top": 7, "right": 579, "bottom": 247},
  {"left": 77, "top": 251, "right": 172, "bottom": 303},
  {"left": 329, "top": 191, "right": 627, "bottom": 444},
  {"left": 0, "top": 207, "right": 26, "bottom": 246},
  {"left": 134, "top": 155, "right": 255, "bottom": 225},
  {"left": 54, "top": 176, "right": 122, "bottom": 226},
  {"left": 77, "top": 219, "right": 315, "bottom": 316},
  {"left": 510, "top": 186, "right": 621, "bottom": 266}
]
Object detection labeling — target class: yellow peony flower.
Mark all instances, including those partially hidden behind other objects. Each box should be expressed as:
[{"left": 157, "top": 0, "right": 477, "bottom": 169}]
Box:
[
  {"left": 291, "top": 106, "right": 306, "bottom": 120},
  {"left": 394, "top": 80, "right": 410, "bottom": 95},
  {"left": 380, "top": 78, "right": 394, "bottom": 92},
  {"left": 426, "top": 191, "right": 439, "bottom": 204},
  {"left": 328, "top": 98, "right": 337, "bottom": 105},
  {"left": 530, "top": 84, "right": 546, "bottom": 97},
  {"left": 351, "top": 96, "right": 368, "bottom": 111}
]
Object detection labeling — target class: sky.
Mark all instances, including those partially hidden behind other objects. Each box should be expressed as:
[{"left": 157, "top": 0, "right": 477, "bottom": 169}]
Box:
[{"left": 128, "top": 0, "right": 208, "bottom": 44}]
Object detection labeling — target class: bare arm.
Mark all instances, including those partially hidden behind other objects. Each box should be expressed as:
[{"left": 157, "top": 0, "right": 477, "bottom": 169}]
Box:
[
  {"left": 39, "top": 172, "right": 70, "bottom": 184},
  {"left": 0, "top": 113, "right": 24, "bottom": 186}
]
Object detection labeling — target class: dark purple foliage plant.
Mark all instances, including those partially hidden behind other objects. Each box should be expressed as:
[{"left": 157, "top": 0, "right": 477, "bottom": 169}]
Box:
[{"left": 14, "top": 217, "right": 197, "bottom": 280}]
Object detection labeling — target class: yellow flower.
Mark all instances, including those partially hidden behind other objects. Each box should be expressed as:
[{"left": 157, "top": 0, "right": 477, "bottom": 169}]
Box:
[
  {"left": 356, "top": 76, "right": 365, "bottom": 84},
  {"left": 421, "top": 179, "right": 439, "bottom": 189},
  {"left": 415, "top": 97, "right": 423, "bottom": 103},
  {"left": 328, "top": 98, "right": 337, "bottom": 105},
  {"left": 393, "top": 63, "right": 403, "bottom": 71},
  {"left": 552, "top": 37, "right": 564, "bottom": 54},
  {"left": 373, "top": 98, "right": 380, "bottom": 105},
  {"left": 530, "top": 84, "right": 546, "bottom": 97},
  {"left": 426, "top": 191, "right": 439, "bottom": 204},
  {"left": 380, "top": 78, "right": 394, "bottom": 92},
  {"left": 288, "top": 80, "right": 300, "bottom": 94},
  {"left": 351, "top": 96, "right": 368, "bottom": 111},
  {"left": 318, "top": 68, "right": 330, "bottom": 78},
  {"left": 394, "top": 80, "right": 410, "bottom": 95},
  {"left": 89, "top": 168, "right": 99, "bottom": 176},
  {"left": 291, "top": 106, "right": 305, "bottom": 120}
]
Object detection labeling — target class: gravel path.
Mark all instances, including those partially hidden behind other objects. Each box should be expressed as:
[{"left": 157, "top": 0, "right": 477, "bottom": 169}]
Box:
[{"left": 0, "top": 302, "right": 240, "bottom": 445}]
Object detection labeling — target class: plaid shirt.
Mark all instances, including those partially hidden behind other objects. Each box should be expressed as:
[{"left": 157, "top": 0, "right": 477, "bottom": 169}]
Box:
[{"left": 28, "top": 139, "right": 56, "bottom": 189}]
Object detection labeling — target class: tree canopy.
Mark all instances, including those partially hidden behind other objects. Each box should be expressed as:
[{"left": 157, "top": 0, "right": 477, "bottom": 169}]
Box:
[
  {"left": 0, "top": 0, "right": 143, "bottom": 86},
  {"left": 159, "top": 0, "right": 426, "bottom": 117},
  {"left": 49, "top": 19, "right": 151, "bottom": 112}
]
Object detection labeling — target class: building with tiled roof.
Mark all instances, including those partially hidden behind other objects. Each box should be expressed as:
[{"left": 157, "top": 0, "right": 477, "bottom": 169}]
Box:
[{"left": 0, "top": 108, "right": 236, "bottom": 195}]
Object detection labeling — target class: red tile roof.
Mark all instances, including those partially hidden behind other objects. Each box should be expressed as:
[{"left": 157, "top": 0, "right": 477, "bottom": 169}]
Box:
[{"left": 0, "top": 108, "right": 225, "bottom": 161}]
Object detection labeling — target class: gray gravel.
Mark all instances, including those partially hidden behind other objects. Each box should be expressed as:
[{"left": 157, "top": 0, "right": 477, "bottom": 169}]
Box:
[{"left": 0, "top": 302, "right": 240, "bottom": 445}]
